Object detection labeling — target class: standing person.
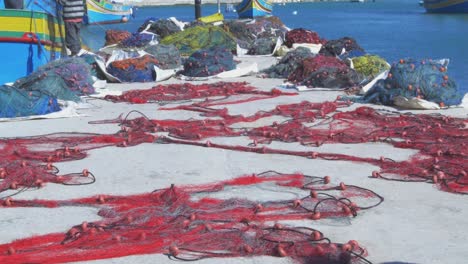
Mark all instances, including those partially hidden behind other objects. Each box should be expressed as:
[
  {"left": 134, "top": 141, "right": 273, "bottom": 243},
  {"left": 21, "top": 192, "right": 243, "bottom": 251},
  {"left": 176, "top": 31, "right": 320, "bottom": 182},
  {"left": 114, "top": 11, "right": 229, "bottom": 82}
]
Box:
[{"left": 59, "top": 0, "right": 86, "bottom": 56}]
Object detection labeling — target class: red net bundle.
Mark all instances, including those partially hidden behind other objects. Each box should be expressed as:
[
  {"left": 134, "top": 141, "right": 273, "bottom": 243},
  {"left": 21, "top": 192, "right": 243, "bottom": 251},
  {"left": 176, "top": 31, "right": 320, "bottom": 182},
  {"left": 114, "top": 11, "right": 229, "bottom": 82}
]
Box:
[
  {"left": 285, "top": 28, "right": 327, "bottom": 48},
  {"left": 288, "top": 55, "right": 361, "bottom": 88},
  {"left": 0, "top": 171, "right": 381, "bottom": 263},
  {"left": 104, "top": 29, "right": 132, "bottom": 46},
  {"left": 104, "top": 82, "right": 297, "bottom": 105}
]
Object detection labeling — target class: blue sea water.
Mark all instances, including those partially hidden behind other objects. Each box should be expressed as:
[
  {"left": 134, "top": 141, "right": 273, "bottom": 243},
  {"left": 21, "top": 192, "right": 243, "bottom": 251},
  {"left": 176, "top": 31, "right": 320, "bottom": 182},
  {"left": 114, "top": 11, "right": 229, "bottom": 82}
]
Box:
[{"left": 82, "top": 0, "right": 468, "bottom": 94}]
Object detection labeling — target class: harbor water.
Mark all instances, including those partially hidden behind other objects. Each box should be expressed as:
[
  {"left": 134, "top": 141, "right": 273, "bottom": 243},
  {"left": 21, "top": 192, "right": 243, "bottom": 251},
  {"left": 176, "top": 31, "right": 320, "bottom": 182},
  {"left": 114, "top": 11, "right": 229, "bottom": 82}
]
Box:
[{"left": 82, "top": 0, "right": 468, "bottom": 93}]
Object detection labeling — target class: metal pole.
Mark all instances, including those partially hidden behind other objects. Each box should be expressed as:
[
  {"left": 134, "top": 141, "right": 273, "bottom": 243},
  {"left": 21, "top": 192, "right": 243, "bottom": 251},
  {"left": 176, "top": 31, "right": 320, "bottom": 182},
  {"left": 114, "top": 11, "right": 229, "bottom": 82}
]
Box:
[
  {"left": 195, "top": 0, "right": 201, "bottom": 20},
  {"left": 217, "top": 0, "right": 221, "bottom": 13}
]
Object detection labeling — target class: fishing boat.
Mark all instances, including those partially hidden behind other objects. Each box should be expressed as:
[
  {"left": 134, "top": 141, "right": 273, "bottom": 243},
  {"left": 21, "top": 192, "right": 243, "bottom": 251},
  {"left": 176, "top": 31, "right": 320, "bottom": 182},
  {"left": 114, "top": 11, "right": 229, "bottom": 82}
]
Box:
[
  {"left": 236, "top": 0, "right": 272, "bottom": 19},
  {"left": 0, "top": 0, "right": 63, "bottom": 84},
  {"left": 85, "top": 0, "right": 133, "bottom": 24},
  {"left": 423, "top": 0, "right": 468, "bottom": 13}
]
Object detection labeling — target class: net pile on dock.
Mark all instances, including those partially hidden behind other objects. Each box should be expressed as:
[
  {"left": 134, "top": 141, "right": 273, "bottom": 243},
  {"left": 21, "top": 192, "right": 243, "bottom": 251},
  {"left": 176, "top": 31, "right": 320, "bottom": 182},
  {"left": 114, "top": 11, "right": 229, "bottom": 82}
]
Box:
[
  {"left": 285, "top": 28, "right": 326, "bottom": 48},
  {"left": 320, "top": 37, "right": 365, "bottom": 57},
  {"left": 119, "top": 33, "right": 155, "bottom": 49},
  {"left": 351, "top": 55, "right": 390, "bottom": 83},
  {"left": 247, "top": 37, "right": 277, "bottom": 55},
  {"left": 182, "top": 47, "right": 236, "bottom": 77},
  {"left": 0, "top": 85, "right": 60, "bottom": 118},
  {"left": 104, "top": 82, "right": 296, "bottom": 105},
  {"left": 287, "top": 55, "right": 360, "bottom": 88},
  {"left": 104, "top": 29, "right": 132, "bottom": 46},
  {"left": 14, "top": 57, "right": 95, "bottom": 102},
  {"left": 360, "top": 58, "right": 464, "bottom": 107},
  {"left": 0, "top": 171, "right": 380, "bottom": 263},
  {"left": 262, "top": 47, "right": 315, "bottom": 78},
  {"left": 143, "top": 44, "right": 182, "bottom": 70},
  {"left": 139, "top": 18, "right": 182, "bottom": 39},
  {"left": 107, "top": 55, "right": 160, "bottom": 82},
  {"left": 161, "top": 25, "right": 237, "bottom": 56}
]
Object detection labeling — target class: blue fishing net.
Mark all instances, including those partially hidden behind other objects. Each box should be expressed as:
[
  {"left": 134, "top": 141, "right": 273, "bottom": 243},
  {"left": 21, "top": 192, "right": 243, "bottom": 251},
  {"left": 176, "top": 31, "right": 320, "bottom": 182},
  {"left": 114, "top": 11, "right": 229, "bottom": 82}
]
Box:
[
  {"left": 144, "top": 44, "right": 181, "bottom": 70},
  {"left": 14, "top": 58, "right": 95, "bottom": 102},
  {"left": 119, "top": 33, "right": 155, "bottom": 49},
  {"left": 262, "top": 47, "right": 315, "bottom": 78},
  {"left": 0, "top": 85, "right": 60, "bottom": 118},
  {"left": 107, "top": 55, "right": 159, "bottom": 82},
  {"left": 359, "top": 58, "right": 464, "bottom": 107},
  {"left": 182, "top": 47, "right": 235, "bottom": 77},
  {"left": 79, "top": 53, "right": 107, "bottom": 80}
]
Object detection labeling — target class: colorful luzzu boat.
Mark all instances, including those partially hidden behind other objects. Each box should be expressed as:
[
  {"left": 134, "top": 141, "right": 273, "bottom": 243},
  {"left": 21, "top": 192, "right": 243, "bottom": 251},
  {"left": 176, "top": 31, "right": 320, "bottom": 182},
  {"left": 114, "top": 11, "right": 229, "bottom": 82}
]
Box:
[
  {"left": 0, "top": 0, "right": 64, "bottom": 84},
  {"left": 236, "top": 0, "right": 272, "bottom": 19},
  {"left": 423, "top": 0, "right": 468, "bottom": 13},
  {"left": 85, "top": 0, "right": 133, "bottom": 24}
]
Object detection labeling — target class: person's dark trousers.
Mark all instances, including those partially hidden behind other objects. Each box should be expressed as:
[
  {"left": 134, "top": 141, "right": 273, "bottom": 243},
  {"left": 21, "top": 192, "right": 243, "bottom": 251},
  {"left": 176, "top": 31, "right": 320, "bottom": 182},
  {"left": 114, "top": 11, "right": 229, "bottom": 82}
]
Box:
[
  {"left": 4, "top": 0, "right": 24, "bottom": 9},
  {"left": 64, "top": 21, "right": 82, "bottom": 56}
]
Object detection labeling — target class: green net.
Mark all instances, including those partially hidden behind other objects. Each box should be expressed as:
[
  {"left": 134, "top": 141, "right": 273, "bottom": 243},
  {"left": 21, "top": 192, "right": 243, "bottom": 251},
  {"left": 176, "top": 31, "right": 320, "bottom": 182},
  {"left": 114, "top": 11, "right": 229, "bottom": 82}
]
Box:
[
  {"left": 351, "top": 55, "right": 390, "bottom": 83},
  {"left": 160, "top": 25, "right": 237, "bottom": 56}
]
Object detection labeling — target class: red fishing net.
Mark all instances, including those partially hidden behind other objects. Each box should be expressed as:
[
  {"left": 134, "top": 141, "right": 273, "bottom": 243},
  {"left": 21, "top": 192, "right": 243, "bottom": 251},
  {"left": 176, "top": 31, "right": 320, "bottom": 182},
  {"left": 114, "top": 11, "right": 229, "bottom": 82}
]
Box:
[
  {"left": 104, "top": 29, "right": 132, "bottom": 46},
  {"left": 104, "top": 82, "right": 297, "bottom": 106},
  {"left": 0, "top": 171, "right": 381, "bottom": 263},
  {"left": 285, "top": 28, "right": 327, "bottom": 48}
]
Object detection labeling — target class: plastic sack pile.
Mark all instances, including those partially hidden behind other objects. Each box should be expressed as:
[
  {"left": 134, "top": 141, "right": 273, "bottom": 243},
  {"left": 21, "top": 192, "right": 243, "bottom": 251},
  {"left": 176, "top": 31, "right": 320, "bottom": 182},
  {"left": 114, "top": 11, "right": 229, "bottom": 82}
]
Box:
[{"left": 359, "top": 58, "right": 464, "bottom": 107}]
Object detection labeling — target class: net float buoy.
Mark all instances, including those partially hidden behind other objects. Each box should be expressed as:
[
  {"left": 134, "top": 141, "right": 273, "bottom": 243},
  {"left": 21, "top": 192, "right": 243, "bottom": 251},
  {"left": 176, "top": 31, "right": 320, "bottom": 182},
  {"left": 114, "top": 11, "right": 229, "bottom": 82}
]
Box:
[
  {"left": 310, "top": 190, "right": 318, "bottom": 199},
  {"left": 293, "top": 199, "right": 301, "bottom": 208},
  {"left": 324, "top": 176, "right": 331, "bottom": 184},
  {"left": 10, "top": 182, "right": 18, "bottom": 190},
  {"left": 255, "top": 204, "right": 263, "bottom": 212},
  {"left": 97, "top": 195, "right": 105, "bottom": 203},
  {"left": 316, "top": 245, "right": 325, "bottom": 256},
  {"left": 81, "top": 222, "right": 88, "bottom": 231},
  {"left": 311, "top": 212, "right": 321, "bottom": 220},
  {"left": 21, "top": 161, "right": 27, "bottom": 167},
  {"left": 312, "top": 230, "right": 321, "bottom": 241},
  {"left": 243, "top": 244, "right": 253, "bottom": 254},
  {"left": 349, "top": 240, "right": 359, "bottom": 249},
  {"left": 277, "top": 245, "right": 287, "bottom": 257},
  {"left": 189, "top": 213, "right": 196, "bottom": 221},
  {"left": 82, "top": 169, "right": 89, "bottom": 177},
  {"left": 0, "top": 170, "right": 6, "bottom": 179},
  {"left": 169, "top": 245, "right": 179, "bottom": 256},
  {"left": 47, "top": 163, "right": 53, "bottom": 170},
  {"left": 437, "top": 171, "right": 445, "bottom": 180},
  {"left": 35, "top": 180, "right": 44, "bottom": 187},
  {"left": 205, "top": 141, "right": 212, "bottom": 147},
  {"left": 342, "top": 205, "right": 351, "bottom": 215},
  {"left": 274, "top": 223, "right": 283, "bottom": 229},
  {"left": 183, "top": 219, "right": 190, "bottom": 228},
  {"left": 4, "top": 197, "right": 13, "bottom": 206},
  {"left": 342, "top": 243, "right": 352, "bottom": 252},
  {"left": 7, "top": 246, "right": 15, "bottom": 255},
  {"left": 339, "top": 182, "right": 346, "bottom": 190},
  {"left": 372, "top": 171, "right": 381, "bottom": 178}
]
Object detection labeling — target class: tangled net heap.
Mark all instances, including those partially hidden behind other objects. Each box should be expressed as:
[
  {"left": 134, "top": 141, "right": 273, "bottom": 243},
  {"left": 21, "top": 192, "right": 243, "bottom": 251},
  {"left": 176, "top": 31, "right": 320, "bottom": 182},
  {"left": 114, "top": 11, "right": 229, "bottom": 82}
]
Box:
[
  {"left": 0, "top": 171, "right": 381, "bottom": 263},
  {"left": 285, "top": 28, "right": 326, "bottom": 48},
  {"left": 139, "top": 18, "right": 182, "bottom": 39},
  {"left": 0, "top": 85, "right": 61, "bottom": 118},
  {"left": 161, "top": 25, "right": 237, "bottom": 56},
  {"left": 104, "top": 82, "right": 297, "bottom": 105},
  {"left": 247, "top": 37, "right": 277, "bottom": 55},
  {"left": 143, "top": 44, "right": 181, "bottom": 70},
  {"left": 262, "top": 47, "right": 315, "bottom": 78},
  {"left": 119, "top": 33, "right": 155, "bottom": 49},
  {"left": 107, "top": 55, "right": 160, "bottom": 82},
  {"left": 351, "top": 55, "right": 390, "bottom": 83},
  {"left": 14, "top": 57, "right": 95, "bottom": 101},
  {"left": 104, "top": 29, "right": 131, "bottom": 46},
  {"left": 360, "top": 58, "right": 464, "bottom": 107},
  {"left": 182, "top": 47, "right": 236, "bottom": 77},
  {"left": 320, "top": 37, "right": 365, "bottom": 57},
  {"left": 288, "top": 55, "right": 360, "bottom": 88}
]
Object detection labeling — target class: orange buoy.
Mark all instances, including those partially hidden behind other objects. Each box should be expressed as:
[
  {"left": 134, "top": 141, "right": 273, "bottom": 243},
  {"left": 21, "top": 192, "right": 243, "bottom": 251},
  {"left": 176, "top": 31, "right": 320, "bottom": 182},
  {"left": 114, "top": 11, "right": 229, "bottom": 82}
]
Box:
[
  {"left": 339, "top": 182, "right": 346, "bottom": 191},
  {"left": 4, "top": 197, "right": 13, "bottom": 206},
  {"left": 310, "top": 190, "right": 318, "bottom": 199},
  {"left": 277, "top": 245, "right": 287, "bottom": 257},
  {"left": 311, "top": 152, "right": 319, "bottom": 159},
  {"left": 323, "top": 176, "right": 331, "bottom": 184},
  {"left": 372, "top": 171, "right": 380, "bottom": 178},
  {"left": 82, "top": 169, "right": 89, "bottom": 177},
  {"left": 311, "top": 230, "right": 321, "bottom": 241},
  {"left": 342, "top": 243, "right": 352, "bottom": 252},
  {"left": 169, "top": 245, "right": 179, "bottom": 256},
  {"left": 311, "top": 212, "right": 321, "bottom": 220},
  {"left": 293, "top": 199, "right": 301, "bottom": 208}
]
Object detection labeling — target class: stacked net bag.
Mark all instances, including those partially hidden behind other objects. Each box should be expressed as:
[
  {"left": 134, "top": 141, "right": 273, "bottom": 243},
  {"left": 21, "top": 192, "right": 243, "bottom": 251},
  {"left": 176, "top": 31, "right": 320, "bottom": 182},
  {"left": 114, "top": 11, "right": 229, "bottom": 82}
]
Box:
[
  {"left": 160, "top": 25, "right": 236, "bottom": 56},
  {"left": 119, "top": 32, "right": 155, "bottom": 49},
  {"left": 288, "top": 55, "right": 360, "bottom": 88},
  {"left": 262, "top": 47, "right": 315, "bottom": 78},
  {"left": 107, "top": 55, "right": 159, "bottom": 82},
  {"left": 182, "top": 46, "right": 236, "bottom": 77},
  {"left": 14, "top": 57, "right": 95, "bottom": 102},
  {"left": 285, "top": 28, "right": 326, "bottom": 48},
  {"left": 351, "top": 55, "right": 390, "bottom": 84},
  {"left": 144, "top": 44, "right": 181, "bottom": 70},
  {"left": 320, "top": 37, "right": 365, "bottom": 57},
  {"left": 104, "top": 29, "right": 131, "bottom": 46},
  {"left": 359, "top": 58, "right": 464, "bottom": 107},
  {"left": 248, "top": 37, "right": 277, "bottom": 55},
  {"left": 0, "top": 85, "right": 61, "bottom": 118}
]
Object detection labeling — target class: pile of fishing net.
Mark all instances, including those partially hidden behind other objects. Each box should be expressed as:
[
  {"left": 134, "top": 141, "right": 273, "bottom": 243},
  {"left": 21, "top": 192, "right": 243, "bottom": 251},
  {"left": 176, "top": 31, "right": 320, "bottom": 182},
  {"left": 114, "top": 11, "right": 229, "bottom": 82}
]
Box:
[
  {"left": 181, "top": 47, "right": 236, "bottom": 77},
  {"left": 79, "top": 53, "right": 107, "bottom": 80},
  {"left": 288, "top": 55, "right": 360, "bottom": 88},
  {"left": 0, "top": 85, "right": 60, "bottom": 118},
  {"left": 138, "top": 18, "right": 182, "bottom": 39},
  {"left": 320, "top": 37, "right": 365, "bottom": 57},
  {"left": 285, "top": 28, "right": 326, "bottom": 48},
  {"left": 0, "top": 170, "right": 378, "bottom": 264},
  {"left": 143, "top": 44, "right": 181, "bottom": 70},
  {"left": 351, "top": 55, "right": 390, "bottom": 84},
  {"left": 119, "top": 32, "right": 155, "bottom": 49},
  {"left": 358, "top": 58, "right": 465, "bottom": 107},
  {"left": 14, "top": 57, "right": 95, "bottom": 102},
  {"left": 160, "top": 25, "right": 236, "bottom": 56},
  {"left": 104, "top": 29, "right": 131, "bottom": 46},
  {"left": 107, "top": 55, "right": 159, "bottom": 82},
  {"left": 262, "top": 47, "right": 315, "bottom": 78},
  {"left": 223, "top": 16, "right": 288, "bottom": 49},
  {"left": 247, "top": 37, "right": 277, "bottom": 55}
]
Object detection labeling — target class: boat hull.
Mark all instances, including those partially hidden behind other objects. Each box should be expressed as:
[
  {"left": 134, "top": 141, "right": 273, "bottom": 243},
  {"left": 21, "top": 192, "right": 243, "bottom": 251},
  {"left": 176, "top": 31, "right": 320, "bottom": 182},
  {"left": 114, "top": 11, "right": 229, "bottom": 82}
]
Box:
[
  {"left": 423, "top": 0, "right": 468, "bottom": 13},
  {"left": 85, "top": 0, "right": 133, "bottom": 24},
  {"left": 0, "top": 8, "right": 63, "bottom": 84},
  {"left": 236, "top": 0, "right": 272, "bottom": 19}
]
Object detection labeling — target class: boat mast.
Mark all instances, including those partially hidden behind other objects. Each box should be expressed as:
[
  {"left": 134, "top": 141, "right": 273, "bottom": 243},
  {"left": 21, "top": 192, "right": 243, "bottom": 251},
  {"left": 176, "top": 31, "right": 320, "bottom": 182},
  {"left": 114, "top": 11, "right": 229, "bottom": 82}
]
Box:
[{"left": 217, "top": 0, "right": 221, "bottom": 13}]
